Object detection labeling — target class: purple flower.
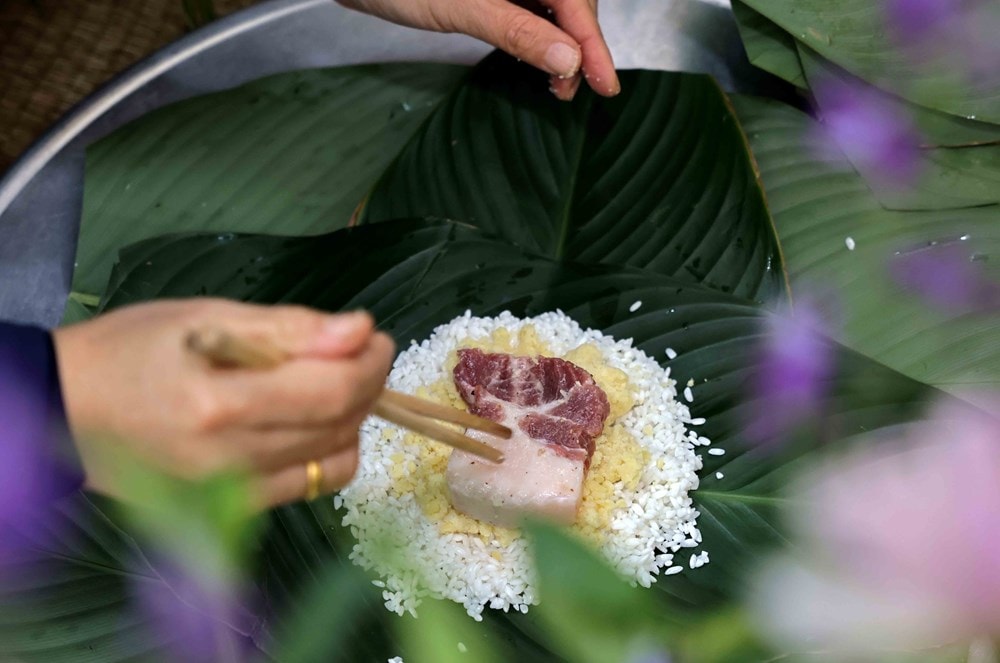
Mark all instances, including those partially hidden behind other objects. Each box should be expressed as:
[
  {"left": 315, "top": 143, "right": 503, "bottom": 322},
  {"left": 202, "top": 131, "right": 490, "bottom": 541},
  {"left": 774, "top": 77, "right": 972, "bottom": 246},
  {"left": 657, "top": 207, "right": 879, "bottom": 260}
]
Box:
[
  {"left": 745, "top": 298, "right": 837, "bottom": 445},
  {"left": 811, "top": 77, "right": 923, "bottom": 187},
  {"left": 890, "top": 241, "right": 1000, "bottom": 314},
  {"left": 753, "top": 396, "right": 1000, "bottom": 651},
  {"left": 885, "top": 0, "right": 963, "bottom": 44}
]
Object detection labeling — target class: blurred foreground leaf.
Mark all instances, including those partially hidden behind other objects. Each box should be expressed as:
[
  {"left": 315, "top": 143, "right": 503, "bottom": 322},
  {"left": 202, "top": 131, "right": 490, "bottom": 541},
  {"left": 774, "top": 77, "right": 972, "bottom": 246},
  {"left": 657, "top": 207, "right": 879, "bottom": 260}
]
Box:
[
  {"left": 398, "top": 598, "right": 501, "bottom": 663},
  {"left": 110, "top": 457, "right": 259, "bottom": 581},
  {"left": 274, "top": 561, "right": 372, "bottom": 663},
  {"left": 0, "top": 495, "right": 265, "bottom": 661},
  {"left": 527, "top": 521, "right": 662, "bottom": 663}
]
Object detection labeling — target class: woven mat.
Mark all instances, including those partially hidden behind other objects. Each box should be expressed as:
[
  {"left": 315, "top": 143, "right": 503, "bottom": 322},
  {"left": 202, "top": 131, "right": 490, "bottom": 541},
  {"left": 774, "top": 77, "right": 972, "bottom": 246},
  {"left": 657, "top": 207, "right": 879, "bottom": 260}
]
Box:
[{"left": 0, "top": 0, "right": 259, "bottom": 174}]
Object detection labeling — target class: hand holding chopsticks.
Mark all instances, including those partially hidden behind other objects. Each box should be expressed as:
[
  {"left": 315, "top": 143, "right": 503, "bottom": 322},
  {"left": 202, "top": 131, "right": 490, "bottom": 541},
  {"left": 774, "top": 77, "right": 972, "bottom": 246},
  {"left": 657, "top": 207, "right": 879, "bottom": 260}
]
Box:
[
  {"left": 185, "top": 326, "right": 508, "bottom": 463},
  {"left": 55, "top": 300, "right": 407, "bottom": 507}
]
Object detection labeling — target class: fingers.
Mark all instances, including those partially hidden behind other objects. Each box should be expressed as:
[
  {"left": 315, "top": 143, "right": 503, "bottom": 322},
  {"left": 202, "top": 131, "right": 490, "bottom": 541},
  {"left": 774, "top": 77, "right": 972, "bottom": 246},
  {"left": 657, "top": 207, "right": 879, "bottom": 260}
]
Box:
[
  {"left": 222, "top": 305, "right": 375, "bottom": 359},
  {"left": 549, "top": 74, "right": 582, "bottom": 101},
  {"left": 168, "top": 405, "right": 366, "bottom": 484},
  {"left": 237, "top": 407, "right": 369, "bottom": 473},
  {"left": 452, "top": 0, "right": 582, "bottom": 78},
  {"left": 256, "top": 446, "right": 360, "bottom": 508},
  {"left": 205, "top": 332, "right": 395, "bottom": 428},
  {"left": 545, "top": 0, "right": 618, "bottom": 97},
  {"left": 335, "top": 0, "right": 616, "bottom": 101},
  {"left": 460, "top": 0, "right": 615, "bottom": 102}
]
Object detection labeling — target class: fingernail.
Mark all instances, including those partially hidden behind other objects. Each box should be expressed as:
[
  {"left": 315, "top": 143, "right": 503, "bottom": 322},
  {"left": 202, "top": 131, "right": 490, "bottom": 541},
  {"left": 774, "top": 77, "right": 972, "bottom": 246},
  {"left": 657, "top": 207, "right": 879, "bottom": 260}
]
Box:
[
  {"left": 549, "top": 74, "right": 582, "bottom": 102},
  {"left": 544, "top": 42, "right": 580, "bottom": 78},
  {"left": 322, "top": 311, "right": 371, "bottom": 339},
  {"left": 566, "top": 76, "right": 582, "bottom": 100}
]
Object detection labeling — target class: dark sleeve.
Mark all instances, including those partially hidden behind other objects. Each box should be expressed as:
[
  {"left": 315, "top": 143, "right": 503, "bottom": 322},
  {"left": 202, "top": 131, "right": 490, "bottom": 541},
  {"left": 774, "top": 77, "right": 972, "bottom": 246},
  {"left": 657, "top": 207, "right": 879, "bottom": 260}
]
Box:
[{"left": 0, "top": 322, "right": 85, "bottom": 503}]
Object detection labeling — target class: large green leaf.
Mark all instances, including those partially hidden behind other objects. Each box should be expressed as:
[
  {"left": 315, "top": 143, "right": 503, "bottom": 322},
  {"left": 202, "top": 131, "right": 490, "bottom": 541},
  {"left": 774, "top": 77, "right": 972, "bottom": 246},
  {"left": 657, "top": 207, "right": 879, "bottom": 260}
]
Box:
[
  {"left": 73, "top": 63, "right": 468, "bottom": 303},
  {"left": 797, "top": 46, "right": 1000, "bottom": 211},
  {"left": 733, "top": 94, "right": 1000, "bottom": 394},
  {"left": 731, "top": 1, "right": 806, "bottom": 89},
  {"left": 92, "top": 219, "right": 936, "bottom": 660},
  {"left": 739, "top": 0, "right": 1000, "bottom": 123},
  {"left": 359, "top": 54, "right": 787, "bottom": 303}
]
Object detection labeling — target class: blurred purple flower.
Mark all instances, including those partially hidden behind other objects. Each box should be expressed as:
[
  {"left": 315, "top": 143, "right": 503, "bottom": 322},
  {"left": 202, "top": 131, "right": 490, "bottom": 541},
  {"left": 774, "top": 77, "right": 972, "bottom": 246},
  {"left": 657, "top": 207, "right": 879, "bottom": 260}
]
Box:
[
  {"left": 0, "top": 346, "right": 70, "bottom": 569},
  {"left": 884, "top": 0, "right": 1000, "bottom": 87},
  {"left": 890, "top": 241, "right": 1000, "bottom": 314},
  {"left": 885, "top": 0, "right": 962, "bottom": 44},
  {"left": 812, "top": 398, "right": 1000, "bottom": 630},
  {"left": 754, "top": 396, "right": 1000, "bottom": 651},
  {"left": 134, "top": 555, "right": 262, "bottom": 662},
  {"left": 812, "top": 77, "right": 923, "bottom": 186},
  {"left": 746, "top": 299, "right": 836, "bottom": 445}
]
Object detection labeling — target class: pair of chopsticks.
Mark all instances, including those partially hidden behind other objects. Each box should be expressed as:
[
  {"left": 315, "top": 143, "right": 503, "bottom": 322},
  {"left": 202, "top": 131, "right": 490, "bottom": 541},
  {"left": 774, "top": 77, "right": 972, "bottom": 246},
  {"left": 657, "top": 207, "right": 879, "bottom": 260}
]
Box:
[{"left": 185, "top": 327, "right": 507, "bottom": 463}]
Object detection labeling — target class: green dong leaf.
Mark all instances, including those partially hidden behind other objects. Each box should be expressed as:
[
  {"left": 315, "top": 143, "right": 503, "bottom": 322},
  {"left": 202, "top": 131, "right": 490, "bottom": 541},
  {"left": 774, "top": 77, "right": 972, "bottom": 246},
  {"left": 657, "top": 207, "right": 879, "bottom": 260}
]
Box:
[
  {"left": 359, "top": 53, "right": 788, "bottom": 304},
  {"left": 731, "top": 1, "right": 807, "bottom": 89},
  {"left": 739, "top": 0, "right": 1000, "bottom": 123},
  {"left": 74, "top": 63, "right": 467, "bottom": 303},
  {"left": 732, "top": 94, "right": 1000, "bottom": 395}
]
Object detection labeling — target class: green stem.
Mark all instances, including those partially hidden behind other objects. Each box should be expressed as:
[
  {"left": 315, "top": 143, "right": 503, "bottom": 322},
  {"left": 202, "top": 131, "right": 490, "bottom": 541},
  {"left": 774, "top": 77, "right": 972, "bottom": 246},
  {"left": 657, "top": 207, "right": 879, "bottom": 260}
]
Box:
[{"left": 68, "top": 291, "right": 101, "bottom": 308}]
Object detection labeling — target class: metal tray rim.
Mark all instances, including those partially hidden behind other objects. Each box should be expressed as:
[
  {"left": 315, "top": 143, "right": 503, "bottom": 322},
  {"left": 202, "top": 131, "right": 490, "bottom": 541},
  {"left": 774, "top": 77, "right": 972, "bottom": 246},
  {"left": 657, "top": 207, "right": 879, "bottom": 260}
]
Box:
[{"left": 0, "top": 0, "right": 327, "bottom": 218}]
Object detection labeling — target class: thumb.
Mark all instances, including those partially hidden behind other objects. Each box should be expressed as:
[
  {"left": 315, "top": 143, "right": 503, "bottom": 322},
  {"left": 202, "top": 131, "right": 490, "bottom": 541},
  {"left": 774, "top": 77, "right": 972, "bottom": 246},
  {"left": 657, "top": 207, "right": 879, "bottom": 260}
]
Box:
[
  {"left": 454, "top": 0, "right": 582, "bottom": 79},
  {"left": 230, "top": 305, "right": 375, "bottom": 360}
]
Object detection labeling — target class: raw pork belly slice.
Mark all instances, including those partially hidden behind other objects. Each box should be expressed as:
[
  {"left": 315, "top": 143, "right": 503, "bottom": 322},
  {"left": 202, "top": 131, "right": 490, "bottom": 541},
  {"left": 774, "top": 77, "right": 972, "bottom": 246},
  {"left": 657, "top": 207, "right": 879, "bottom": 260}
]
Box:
[{"left": 446, "top": 349, "right": 611, "bottom": 527}]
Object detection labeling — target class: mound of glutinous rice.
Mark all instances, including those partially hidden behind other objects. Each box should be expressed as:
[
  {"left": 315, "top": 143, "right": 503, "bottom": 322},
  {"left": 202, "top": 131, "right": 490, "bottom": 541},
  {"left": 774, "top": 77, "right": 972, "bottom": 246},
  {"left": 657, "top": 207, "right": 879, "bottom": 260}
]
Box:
[{"left": 335, "top": 311, "right": 707, "bottom": 619}]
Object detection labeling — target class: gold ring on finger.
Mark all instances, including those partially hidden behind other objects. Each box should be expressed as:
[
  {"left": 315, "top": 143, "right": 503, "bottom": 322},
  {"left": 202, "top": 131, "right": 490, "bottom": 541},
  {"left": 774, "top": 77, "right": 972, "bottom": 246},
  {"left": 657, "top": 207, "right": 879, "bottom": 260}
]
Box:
[{"left": 305, "top": 459, "right": 322, "bottom": 501}]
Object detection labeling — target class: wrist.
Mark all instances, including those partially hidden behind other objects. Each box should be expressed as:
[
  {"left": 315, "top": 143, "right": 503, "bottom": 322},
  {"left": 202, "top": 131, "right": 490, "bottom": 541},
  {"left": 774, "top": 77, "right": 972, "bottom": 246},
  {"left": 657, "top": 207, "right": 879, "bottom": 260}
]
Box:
[
  {"left": 53, "top": 324, "right": 97, "bottom": 437},
  {"left": 53, "top": 322, "right": 110, "bottom": 490}
]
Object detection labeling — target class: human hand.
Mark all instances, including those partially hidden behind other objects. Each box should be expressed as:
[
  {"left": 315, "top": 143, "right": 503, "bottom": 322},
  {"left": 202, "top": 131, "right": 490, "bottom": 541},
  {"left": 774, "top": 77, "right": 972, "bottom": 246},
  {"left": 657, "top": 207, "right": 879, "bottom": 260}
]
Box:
[
  {"left": 53, "top": 299, "right": 395, "bottom": 507},
  {"left": 337, "top": 0, "right": 618, "bottom": 100}
]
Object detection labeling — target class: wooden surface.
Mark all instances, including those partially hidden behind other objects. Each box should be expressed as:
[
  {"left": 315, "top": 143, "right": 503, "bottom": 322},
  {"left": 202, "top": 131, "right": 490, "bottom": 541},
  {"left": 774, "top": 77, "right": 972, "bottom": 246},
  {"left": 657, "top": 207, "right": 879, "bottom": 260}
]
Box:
[{"left": 0, "top": 0, "right": 260, "bottom": 174}]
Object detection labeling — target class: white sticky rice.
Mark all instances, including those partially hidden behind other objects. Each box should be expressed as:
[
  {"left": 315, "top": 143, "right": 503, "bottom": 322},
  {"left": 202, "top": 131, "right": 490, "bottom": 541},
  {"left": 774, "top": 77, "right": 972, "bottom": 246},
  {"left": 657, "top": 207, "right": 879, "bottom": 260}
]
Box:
[{"left": 335, "top": 311, "right": 707, "bottom": 619}]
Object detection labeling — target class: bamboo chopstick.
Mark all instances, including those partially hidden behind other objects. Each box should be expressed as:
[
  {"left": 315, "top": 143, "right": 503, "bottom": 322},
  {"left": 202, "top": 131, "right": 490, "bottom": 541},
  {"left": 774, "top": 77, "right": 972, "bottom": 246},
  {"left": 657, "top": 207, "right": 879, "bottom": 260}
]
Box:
[
  {"left": 185, "top": 327, "right": 286, "bottom": 368},
  {"left": 378, "top": 389, "right": 510, "bottom": 439},
  {"left": 373, "top": 399, "right": 505, "bottom": 463},
  {"left": 184, "top": 327, "right": 507, "bottom": 463}
]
